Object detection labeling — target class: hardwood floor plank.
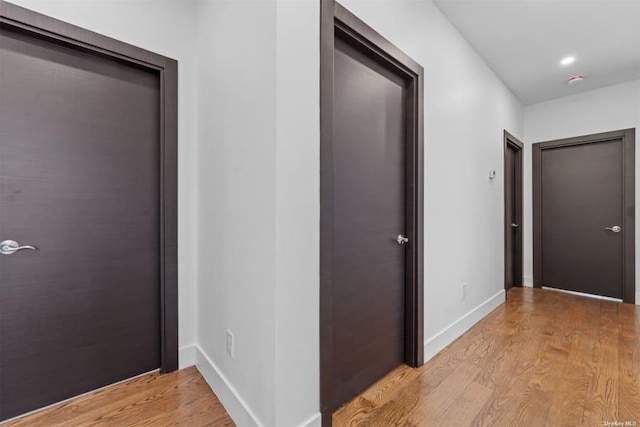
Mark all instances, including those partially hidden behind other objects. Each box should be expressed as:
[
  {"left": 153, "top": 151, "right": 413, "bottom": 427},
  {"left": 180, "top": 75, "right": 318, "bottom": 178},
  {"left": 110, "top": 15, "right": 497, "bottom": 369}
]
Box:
[
  {"left": 381, "top": 362, "right": 483, "bottom": 425},
  {"left": 81, "top": 370, "right": 216, "bottom": 426},
  {"left": 437, "top": 380, "right": 493, "bottom": 427},
  {"left": 472, "top": 308, "right": 553, "bottom": 426},
  {"left": 546, "top": 294, "right": 599, "bottom": 426},
  {"left": 618, "top": 303, "right": 640, "bottom": 421},
  {"left": 470, "top": 288, "right": 573, "bottom": 427},
  {"left": 583, "top": 301, "right": 620, "bottom": 426},
  {"left": 333, "top": 365, "right": 420, "bottom": 427},
  {"left": 131, "top": 395, "right": 235, "bottom": 427}
]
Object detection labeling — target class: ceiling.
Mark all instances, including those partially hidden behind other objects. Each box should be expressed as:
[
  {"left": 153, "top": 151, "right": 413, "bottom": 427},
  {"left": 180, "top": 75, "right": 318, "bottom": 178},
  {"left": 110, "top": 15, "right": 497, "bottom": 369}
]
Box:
[{"left": 433, "top": 0, "right": 640, "bottom": 105}]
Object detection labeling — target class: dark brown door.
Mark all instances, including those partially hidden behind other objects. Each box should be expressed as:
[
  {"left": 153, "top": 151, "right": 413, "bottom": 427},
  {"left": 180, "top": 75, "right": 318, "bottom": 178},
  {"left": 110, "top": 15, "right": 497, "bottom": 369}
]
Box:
[
  {"left": 331, "top": 36, "right": 407, "bottom": 409},
  {"left": 537, "top": 138, "right": 626, "bottom": 299},
  {"left": 0, "top": 26, "right": 161, "bottom": 420},
  {"left": 504, "top": 133, "right": 523, "bottom": 290}
]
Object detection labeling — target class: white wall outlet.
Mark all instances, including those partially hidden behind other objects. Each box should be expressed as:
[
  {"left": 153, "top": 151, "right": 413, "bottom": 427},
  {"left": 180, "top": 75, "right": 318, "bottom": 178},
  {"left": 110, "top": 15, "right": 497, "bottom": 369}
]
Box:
[
  {"left": 226, "top": 329, "right": 234, "bottom": 358},
  {"left": 488, "top": 169, "right": 496, "bottom": 181},
  {"left": 461, "top": 283, "right": 467, "bottom": 300}
]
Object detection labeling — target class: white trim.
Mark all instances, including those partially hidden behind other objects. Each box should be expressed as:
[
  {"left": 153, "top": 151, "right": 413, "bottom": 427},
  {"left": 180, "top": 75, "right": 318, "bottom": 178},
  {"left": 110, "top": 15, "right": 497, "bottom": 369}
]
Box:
[
  {"left": 542, "top": 286, "right": 623, "bottom": 302},
  {"left": 178, "top": 344, "right": 197, "bottom": 369},
  {"left": 178, "top": 344, "right": 196, "bottom": 369},
  {"left": 194, "top": 345, "right": 263, "bottom": 427},
  {"left": 523, "top": 276, "right": 533, "bottom": 287},
  {"left": 194, "top": 344, "right": 320, "bottom": 427},
  {"left": 299, "top": 412, "right": 322, "bottom": 427},
  {"left": 636, "top": 293, "right": 640, "bottom": 306},
  {"left": 423, "top": 290, "right": 505, "bottom": 363}
]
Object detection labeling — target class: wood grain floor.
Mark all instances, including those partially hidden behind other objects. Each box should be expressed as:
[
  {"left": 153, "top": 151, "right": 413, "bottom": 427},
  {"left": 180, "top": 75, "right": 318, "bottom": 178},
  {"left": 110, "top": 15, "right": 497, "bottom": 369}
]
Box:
[
  {"left": 2, "top": 367, "right": 234, "bottom": 427},
  {"left": 3, "top": 288, "right": 638, "bottom": 427},
  {"left": 334, "top": 287, "right": 640, "bottom": 427}
]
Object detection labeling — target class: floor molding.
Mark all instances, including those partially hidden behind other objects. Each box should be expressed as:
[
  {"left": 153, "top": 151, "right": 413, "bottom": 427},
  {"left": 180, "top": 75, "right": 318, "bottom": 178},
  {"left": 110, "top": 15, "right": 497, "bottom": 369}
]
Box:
[
  {"left": 423, "top": 290, "right": 505, "bottom": 362},
  {"left": 186, "top": 344, "right": 320, "bottom": 427},
  {"left": 194, "top": 345, "right": 263, "bottom": 427},
  {"left": 300, "top": 412, "right": 322, "bottom": 427},
  {"left": 178, "top": 344, "right": 197, "bottom": 369}
]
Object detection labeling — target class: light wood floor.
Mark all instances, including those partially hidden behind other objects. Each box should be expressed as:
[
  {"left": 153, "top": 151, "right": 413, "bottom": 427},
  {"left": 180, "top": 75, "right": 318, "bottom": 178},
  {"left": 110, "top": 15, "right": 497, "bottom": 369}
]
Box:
[
  {"left": 2, "top": 367, "right": 234, "bottom": 427},
  {"left": 4, "top": 288, "right": 638, "bottom": 426},
  {"left": 335, "top": 287, "right": 640, "bottom": 427}
]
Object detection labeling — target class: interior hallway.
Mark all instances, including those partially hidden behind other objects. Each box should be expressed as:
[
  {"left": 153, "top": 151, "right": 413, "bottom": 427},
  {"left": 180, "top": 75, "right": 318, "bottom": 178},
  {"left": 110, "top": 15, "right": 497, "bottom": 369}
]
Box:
[{"left": 334, "top": 288, "right": 640, "bottom": 426}]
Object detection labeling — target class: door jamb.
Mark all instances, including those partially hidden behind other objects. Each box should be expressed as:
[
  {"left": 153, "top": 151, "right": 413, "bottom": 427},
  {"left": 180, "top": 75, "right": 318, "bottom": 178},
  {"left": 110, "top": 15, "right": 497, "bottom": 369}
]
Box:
[
  {"left": 504, "top": 131, "right": 524, "bottom": 290},
  {"left": 320, "top": 1, "right": 424, "bottom": 424},
  {"left": 532, "top": 129, "right": 635, "bottom": 304},
  {"left": 0, "top": 1, "right": 179, "bottom": 372}
]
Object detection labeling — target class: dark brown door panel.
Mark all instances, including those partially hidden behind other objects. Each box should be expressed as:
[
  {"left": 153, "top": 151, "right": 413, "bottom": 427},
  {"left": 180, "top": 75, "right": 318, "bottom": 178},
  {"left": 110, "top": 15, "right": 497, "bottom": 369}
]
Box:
[
  {"left": 331, "top": 34, "right": 407, "bottom": 410},
  {"left": 533, "top": 130, "right": 635, "bottom": 303},
  {"left": 0, "top": 3, "right": 178, "bottom": 420},
  {"left": 320, "top": 2, "right": 425, "bottom": 423},
  {"left": 504, "top": 131, "right": 523, "bottom": 291}
]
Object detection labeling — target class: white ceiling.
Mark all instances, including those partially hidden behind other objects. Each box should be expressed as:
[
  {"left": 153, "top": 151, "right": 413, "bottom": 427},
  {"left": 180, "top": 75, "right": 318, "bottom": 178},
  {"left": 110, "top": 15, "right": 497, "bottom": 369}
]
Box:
[{"left": 433, "top": 0, "right": 640, "bottom": 105}]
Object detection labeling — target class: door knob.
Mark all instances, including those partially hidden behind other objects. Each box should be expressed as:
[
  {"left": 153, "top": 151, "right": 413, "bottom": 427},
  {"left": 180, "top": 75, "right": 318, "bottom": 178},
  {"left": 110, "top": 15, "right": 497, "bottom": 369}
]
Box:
[
  {"left": 511, "top": 223, "right": 519, "bottom": 229},
  {"left": 605, "top": 226, "right": 622, "bottom": 233},
  {"left": 0, "top": 240, "right": 38, "bottom": 255},
  {"left": 396, "top": 234, "right": 409, "bottom": 245}
]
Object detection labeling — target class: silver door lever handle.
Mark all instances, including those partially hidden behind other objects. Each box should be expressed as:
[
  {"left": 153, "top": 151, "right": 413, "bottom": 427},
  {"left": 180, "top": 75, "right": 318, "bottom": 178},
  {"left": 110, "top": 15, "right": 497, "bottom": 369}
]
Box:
[
  {"left": 396, "top": 234, "right": 409, "bottom": 245},
  {"left": 605, "top": 226, "right": 621, "bottom": 233},
  {"left": 0, "top": 240, "right": 38, "bottom": 255}
]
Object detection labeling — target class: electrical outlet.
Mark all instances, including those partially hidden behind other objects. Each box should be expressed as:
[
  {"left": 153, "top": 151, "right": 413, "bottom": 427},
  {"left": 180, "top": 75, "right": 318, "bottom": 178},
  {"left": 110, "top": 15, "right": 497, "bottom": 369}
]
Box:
[
  {"left": 226, "top": 329, "right": 234, "bottom": 358},
  {"left": 461, "top": 283, "right": 467, "bottom": 300}
]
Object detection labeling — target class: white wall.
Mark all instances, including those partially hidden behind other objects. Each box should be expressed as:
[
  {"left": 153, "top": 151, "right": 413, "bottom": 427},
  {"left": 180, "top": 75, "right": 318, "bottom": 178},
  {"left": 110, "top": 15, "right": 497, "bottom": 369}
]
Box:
[
  {"left": 195, "top": 1, "right": 277, "bottom": 425},
  {"left": 339, "top": 0, "right": 524, "bottom": 361},
  {"left": 524, "top": 79, "right": 640, "bottom": 304},
  {"left": 274, "top": 1, "right": 320, "bottom": 426},
  {"left": 8, "top": 0, "right": 201, "bottom": 355},
  {"left": 194, "top": 1, "right": 320, "bottom": 426}
]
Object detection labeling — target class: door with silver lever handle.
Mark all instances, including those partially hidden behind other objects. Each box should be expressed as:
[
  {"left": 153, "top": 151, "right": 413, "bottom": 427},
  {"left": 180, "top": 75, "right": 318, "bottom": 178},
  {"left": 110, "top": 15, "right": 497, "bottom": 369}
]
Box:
[{"left": 0, "top": 240, "right": 38, "bottom": 255}]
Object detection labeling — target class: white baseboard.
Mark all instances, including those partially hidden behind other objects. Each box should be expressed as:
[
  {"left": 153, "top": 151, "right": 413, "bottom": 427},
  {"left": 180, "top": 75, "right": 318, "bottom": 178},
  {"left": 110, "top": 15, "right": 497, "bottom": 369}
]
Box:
[
  {"left": 194, "top": 345, "right": 263, "bottom": 427},
  {"left": 423, "top": 290, "right": 505, "bottom": 363},
  {"left": 300, "top": 412, "right": 322, "bottom": 427},
  {"left": 178, "top": 344, "right": 197, "bottom": 369},
  {"left": 188, "top": 345, "right": 320, "bottom": 427}
]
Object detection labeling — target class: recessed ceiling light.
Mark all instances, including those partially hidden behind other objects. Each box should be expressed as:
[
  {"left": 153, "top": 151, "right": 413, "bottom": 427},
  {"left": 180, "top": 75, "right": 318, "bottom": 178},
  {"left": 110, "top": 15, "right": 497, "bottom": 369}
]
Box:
[
  {"left": 567, "top": 75, "right": 584, "bottom": 85},
  {"left": 561, "top": 56, "right": 576, "bottom": 66}
]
